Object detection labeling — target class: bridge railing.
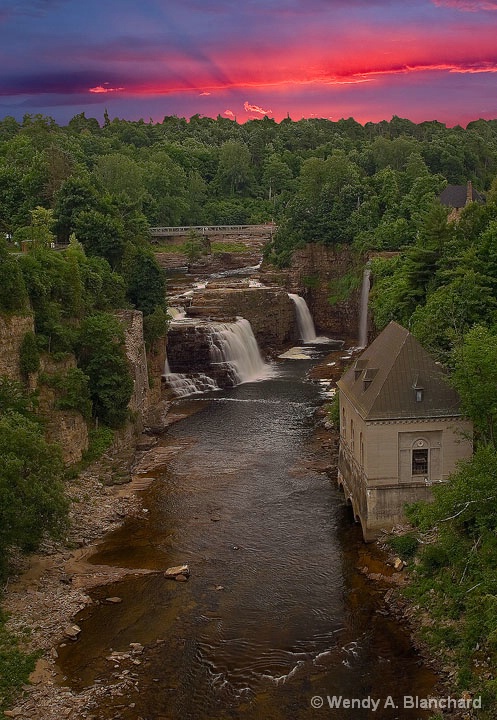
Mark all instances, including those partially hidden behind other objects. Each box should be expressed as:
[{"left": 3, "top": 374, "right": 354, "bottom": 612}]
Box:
[{"left": 149, "top": 224, "right": 276, "bottom": 237}]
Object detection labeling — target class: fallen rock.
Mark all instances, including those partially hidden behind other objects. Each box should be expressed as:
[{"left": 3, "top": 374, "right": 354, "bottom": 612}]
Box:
[
  {"left": 175, "top": 574, "right": 188, "bottom": 582},
  {"left": 105, "top": 596, "right": 123, "bottom": 604},
  {"left": 164, "top": 564, "right": 190, "bottom": 579},
  {"left": 393, "top": 557, "right": 405, "bottom": 572},
  {"left": 63, "top": 624, "right": 81, "bottom": 640}
]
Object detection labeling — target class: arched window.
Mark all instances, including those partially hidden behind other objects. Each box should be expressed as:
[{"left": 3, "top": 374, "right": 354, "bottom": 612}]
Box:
[{"left": 412, "top": 438, "right": 429, "bottom": 476}]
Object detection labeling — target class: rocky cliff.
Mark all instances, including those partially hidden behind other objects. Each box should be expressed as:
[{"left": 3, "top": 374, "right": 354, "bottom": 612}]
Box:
[
  {"left": 262, "top": 245, "right": 364, "bottom": 341},
  {"left": 37, "top": 355, "right": 89, "bottom": 465},
  {"left": 185, "top": 285, "right": 297, "bottom": 353},
  {"left": 0, "top": 313, "right": 35, "bottom": 381}
]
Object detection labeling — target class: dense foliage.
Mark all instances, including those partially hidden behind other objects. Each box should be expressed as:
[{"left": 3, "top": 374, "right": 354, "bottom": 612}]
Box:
[{"left": 0, "top": 380, "right": 68, "bottom": 576}]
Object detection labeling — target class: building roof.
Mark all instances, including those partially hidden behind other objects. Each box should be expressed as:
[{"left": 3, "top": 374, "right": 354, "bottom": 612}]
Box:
[
  {"left": 439, "top": 183, "right": 485, "bottom": 209},
  {"left": 337, "top": 321, "right": 461, "bottom": 421}
]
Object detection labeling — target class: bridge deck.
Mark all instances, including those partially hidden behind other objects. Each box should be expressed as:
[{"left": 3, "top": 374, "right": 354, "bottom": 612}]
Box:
[{"left": 149, "top": 224, "right": 276, "bottom": 238}]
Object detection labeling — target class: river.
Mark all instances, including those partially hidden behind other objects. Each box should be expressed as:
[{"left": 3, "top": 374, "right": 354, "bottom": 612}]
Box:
[{"left": 56, "top": 344, "right": 437, "bottom": 719}]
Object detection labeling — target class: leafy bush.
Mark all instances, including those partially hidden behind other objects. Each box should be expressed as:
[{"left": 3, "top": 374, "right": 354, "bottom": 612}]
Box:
[
  {"left": 76, "top": 313, "right": 133, "bottom": 428},
  {"left": 0, "top": 411, "right": 68, "bottom": 570},
  {"left": 42, "top": 367, "right": 92, "bottom": 420},
  {"left": 83, "top": 426, "right": 114, "bottom": 464},
  {"left": 386, "top": 533, "right": 419, "bottom": 560},
  {"left": 143, "top": 306, "right": 169, "bottom": 350},
  {"left": 19, "top": 330, "right": 40, "bottom": 378},
  {"left": 0, "top": 240, "right": 28, "bottom": 313}
]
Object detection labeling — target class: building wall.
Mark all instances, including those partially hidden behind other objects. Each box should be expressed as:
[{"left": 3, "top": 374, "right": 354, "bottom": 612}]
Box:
[{"left": 338, "top": 390, "right": 473, "bottom": 540}]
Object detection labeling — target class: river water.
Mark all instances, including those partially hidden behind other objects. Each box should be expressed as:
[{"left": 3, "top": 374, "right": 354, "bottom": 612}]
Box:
[{"left": 57, "top": 346, "right": 437, "bottom": 719}]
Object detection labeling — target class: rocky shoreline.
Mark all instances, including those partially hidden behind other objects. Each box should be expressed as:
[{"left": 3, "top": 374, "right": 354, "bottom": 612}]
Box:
[{"left": 1, "top": 442, "right": 157, "bottom": 720}]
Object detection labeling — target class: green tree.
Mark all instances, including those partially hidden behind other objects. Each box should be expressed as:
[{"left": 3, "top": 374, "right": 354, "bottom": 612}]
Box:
[
  {"left": 0, "top": 240, "right": 28, "bottom": 312},
  {"left": 76, "top": 313, "right": 133, "bottom": 428},
  {"left": 215, "top": 141, "right": 254, "bottom": 195},
  {"left": 74, "top": 209, "right": 125, "bottom": 268},
  {"left": 19, "top": 331, "right": 40, "bottom": 379},
  {"left": 123, "top": 245, "right": 166, "bottom": 315},
  {"left": 0, "top": 412, "right": 67, "bottom": 568},
  {"left": 451, "top": 325, "right": 497, "bottom": 447}
]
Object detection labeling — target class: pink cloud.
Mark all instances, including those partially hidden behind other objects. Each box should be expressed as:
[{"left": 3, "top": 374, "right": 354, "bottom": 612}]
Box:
[
  {"left": 243, "top": 100, "right": 272, "bottom": 115},
  {"left": 432, "top": 0, "right": 497, "bottom": 9},
  {"left": 224, "top": 109, "right": 235, "bottom": 118},
  {"left": 89, "top": 83, "right": 124, "bottom": 94}
]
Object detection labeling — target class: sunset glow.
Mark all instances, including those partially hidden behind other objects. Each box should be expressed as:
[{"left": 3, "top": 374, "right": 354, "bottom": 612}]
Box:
[{"left": 1, "top": 0, "right": 497, "bottom": 126}]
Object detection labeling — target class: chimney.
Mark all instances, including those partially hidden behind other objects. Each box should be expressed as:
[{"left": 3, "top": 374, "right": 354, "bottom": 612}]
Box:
[{"left": 466, "top": 180, "right": 473, "bottom": 206}]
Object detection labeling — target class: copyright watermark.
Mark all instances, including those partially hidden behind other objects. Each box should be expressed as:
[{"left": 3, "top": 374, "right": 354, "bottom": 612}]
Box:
[{"left": 310, "top": 695, "right": 482, "bottom": 712}]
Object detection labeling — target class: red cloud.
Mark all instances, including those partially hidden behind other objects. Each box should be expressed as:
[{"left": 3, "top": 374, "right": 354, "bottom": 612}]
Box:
[{"left": 224, "top": 109, "right": 235, "bottom": 118}]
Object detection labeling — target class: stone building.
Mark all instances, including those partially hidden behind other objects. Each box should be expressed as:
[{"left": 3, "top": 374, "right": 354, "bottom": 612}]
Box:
[
  {"left": 337, "top": 321, "right": 473, "bottom": 541},
  {"left": 439, "top": 181, "right": 485, "bottom": 221}
]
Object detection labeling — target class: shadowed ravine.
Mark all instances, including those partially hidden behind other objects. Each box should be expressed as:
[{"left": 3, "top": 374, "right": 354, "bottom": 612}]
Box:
[{"left": 56, "top": 346, "right": 438, "bottom": 720}]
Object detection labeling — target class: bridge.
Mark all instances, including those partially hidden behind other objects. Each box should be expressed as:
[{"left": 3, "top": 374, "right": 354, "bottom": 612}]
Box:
[{"left": 149, "top": 224, "right": 276, "bottom": 239}]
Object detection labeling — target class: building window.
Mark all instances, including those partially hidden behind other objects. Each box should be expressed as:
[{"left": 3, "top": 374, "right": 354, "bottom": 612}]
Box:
[
  {"left": 412, "top": 449, "right": 429, "bottom": 476},
  {"left": 342, "top": 408, "right": 346, "bottom": 439},
  {"left": 350, "top": 418, "right": 354, "bottom": 452},
  {"left": 415, "top": 388, "right": 424, "bottom": 402}
]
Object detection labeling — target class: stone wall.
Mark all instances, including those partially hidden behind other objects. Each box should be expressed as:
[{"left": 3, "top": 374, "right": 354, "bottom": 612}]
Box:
[
  {"left": 0, "top": 313, "right": 35, "bottom": 381},
  {"left": 262, "top": 245, "right": 364, "bottom": 341}
]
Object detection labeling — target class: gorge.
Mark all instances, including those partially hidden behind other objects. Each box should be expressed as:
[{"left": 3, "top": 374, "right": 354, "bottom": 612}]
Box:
[{"left": 2, "top": 244, "right": 439, "bottom": 720}]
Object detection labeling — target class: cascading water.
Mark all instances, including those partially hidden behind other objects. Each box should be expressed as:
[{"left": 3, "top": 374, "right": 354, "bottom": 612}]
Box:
[
  {"left": 209, "top": 317, "right": 272, "bottom": 384},
  {"left": 288, "top": 293, "right": 317, "bottom": 343},
  {"left": 163, "top": 350, "right": 219, "bottom": 398},
  {"left": 357, "top": 264, "right": 371, "bottom": 348}
]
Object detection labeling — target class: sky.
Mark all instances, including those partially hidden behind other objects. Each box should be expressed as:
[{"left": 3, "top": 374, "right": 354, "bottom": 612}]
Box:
[{"left": 1, "top": 0, "right": 497, "bottom": 127}]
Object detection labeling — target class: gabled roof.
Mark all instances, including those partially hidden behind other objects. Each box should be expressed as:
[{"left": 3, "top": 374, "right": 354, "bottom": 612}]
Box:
[
  {"left": 439, "top": 184, "right": 485, "bottom": 209},
  {"left": 337, "top": 321, "right": 461, "bottom": 421}
]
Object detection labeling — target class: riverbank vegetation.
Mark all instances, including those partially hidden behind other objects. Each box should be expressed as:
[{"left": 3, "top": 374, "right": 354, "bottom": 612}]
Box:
[
  {"left": 3, "top": 111, "right": 497, "bottom": 710},
  {"left": 368, "top": 201, "right": 497, "bottom": 710}
]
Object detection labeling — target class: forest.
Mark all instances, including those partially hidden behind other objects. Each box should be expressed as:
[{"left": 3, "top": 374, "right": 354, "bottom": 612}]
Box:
[{"left": 2, "top": 111, "right": 497, "bottom": 711}]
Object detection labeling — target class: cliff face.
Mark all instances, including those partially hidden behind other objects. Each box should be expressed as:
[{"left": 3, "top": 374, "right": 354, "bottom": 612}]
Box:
[
  {"left": 262, "top": 245, "right": 364, "bottom": 341},
  {"left": 186, "top": 286, "right": 297, "bottom": 353},
  {"left": 0, "top": 314, "right": 35, "bottom": 381},
  {"left": 115, "top": 310, "right": 150, "bottom": 419},
  {"left": 37, "top": 355, "right": 89, "bottom": 465},
  {"left": 114, "top": 309, "right": 169, "bottom": 433}
]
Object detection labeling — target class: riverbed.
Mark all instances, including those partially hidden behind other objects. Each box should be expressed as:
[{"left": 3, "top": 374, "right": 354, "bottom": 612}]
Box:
[{"left": 54, "top": 344, "right": 438, "bottom": 719}]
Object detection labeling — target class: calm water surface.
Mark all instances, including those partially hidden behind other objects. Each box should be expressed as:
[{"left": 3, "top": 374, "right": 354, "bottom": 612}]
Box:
[{"left": 57, "top": 348, "right": 438, "bottom": 719}]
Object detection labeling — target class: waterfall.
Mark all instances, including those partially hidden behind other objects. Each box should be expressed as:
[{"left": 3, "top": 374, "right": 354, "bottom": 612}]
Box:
[
  {"left": 209, "top": 317, "right": 272, "bottom": 384},
  {"left": 357, "top": 264, "right": 371, "bottom": 348},
  {"left": 164, "top": 372, "right": 219, "bottom": 398},
  {"left": 288, "top": 294, "right": 317, "bottom": 343},
  {"left": 163, "top": 349, "right": 219, "bottom": 397}
]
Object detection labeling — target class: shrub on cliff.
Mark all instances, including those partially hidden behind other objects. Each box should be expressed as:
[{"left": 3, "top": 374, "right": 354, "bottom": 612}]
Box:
[
  {"left": 0, "top": 411, "right": 68, "bottom": 572},
  {"left": 19, "top": 330, "right": 40, "bottom": 379},
  {"left": 76, "top": 313, "right": 133, "bottom": 428},
  {"left": 0, "top": 240, "right": 28, "bottom": 313}
]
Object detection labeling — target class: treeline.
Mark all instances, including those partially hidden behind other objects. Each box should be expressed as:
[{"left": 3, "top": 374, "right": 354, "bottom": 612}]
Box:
[{"left": 3, "top": 112, "right": 497, "bottom": 264}]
